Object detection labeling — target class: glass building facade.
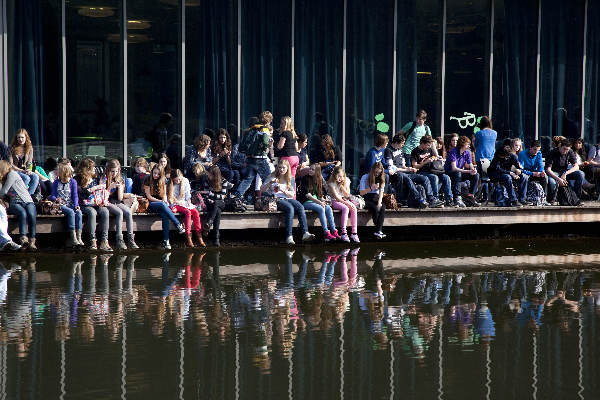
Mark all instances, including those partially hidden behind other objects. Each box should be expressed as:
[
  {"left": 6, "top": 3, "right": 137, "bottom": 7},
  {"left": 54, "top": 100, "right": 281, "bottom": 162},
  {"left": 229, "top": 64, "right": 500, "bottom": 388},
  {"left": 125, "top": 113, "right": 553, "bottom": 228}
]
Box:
[{"left": 2, "top": 0, "right": 597, "bottom": 182}]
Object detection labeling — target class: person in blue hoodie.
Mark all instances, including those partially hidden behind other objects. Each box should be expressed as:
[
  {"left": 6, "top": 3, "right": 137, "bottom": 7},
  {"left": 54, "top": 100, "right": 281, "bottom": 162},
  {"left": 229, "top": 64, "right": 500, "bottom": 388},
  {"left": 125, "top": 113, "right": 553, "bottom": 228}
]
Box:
[{"left": 518, "top": 140, "right": 549, "bottom": 198}]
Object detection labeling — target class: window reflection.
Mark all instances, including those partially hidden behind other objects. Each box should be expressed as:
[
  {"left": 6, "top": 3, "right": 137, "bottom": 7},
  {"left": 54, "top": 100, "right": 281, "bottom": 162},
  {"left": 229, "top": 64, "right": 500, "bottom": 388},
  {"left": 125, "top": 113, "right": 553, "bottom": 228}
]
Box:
[
  {"left": 128, "top": 0, "right": 180, "bottom": 166},
  {"left": 66, "top": 1, "right": 122, "bottom": 165},
  {"left": 444, "top": 0, "right": 488, "bottom": 138}
]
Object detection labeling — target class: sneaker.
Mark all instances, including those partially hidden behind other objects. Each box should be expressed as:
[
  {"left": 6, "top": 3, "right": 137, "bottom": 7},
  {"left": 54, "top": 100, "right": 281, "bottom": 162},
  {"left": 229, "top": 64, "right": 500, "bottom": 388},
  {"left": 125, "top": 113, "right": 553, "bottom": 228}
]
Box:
[
  {"left": 454, "top": 197, "right": 466, "bottom": 208},
  {"left": 285, "top": 235, "right": 295, "bottom": 245},
  {"left": 510, "top": 201, "right": 524, "bottom": 208},
  {"left": 521, "top": 200, "right": 534, "bottom": 206},
  {"left": 429, "top": 199, "right": 444, "bottom": 208},
  {"left": 417, "top": 200, "right": 428, "bottom": 209},
  {"left": 331, "top": 230, "right": 341, "bottom": 240},
  {"left": 543, "top": 201, "right": 552, "bottom": 207},
  {"left": 324, "top": 231, "right": 336, "bottom": 242},
  {"left": 301, "top": 232, "right": 315, "bottom": 242},
  {"left": 340, "top": 234, "right": 350, "bottom": 243},
  {"left": 177, "top": 224, "right": 186, "bottom": 234},
  {"left": 374, "top": 231, "right": 386, "bottom": 239},
  {"left": 161, "top": 240, "right": 171, "bottom": 250},
  {"left": 444, "top": 199, "right": 454, "bottom": 208},
  {"left": 1, "top": 241, "right": 21, "bottom": 252},
  {"left": 350, "top": 233, "right": 360, "bottom": 243}
]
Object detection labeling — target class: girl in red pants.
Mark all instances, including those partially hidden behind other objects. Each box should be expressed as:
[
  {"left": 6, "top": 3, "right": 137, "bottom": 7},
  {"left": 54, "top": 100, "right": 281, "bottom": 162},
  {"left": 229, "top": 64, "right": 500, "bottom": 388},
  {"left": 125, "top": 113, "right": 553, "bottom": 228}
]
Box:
[{"left": 170, "top": 169, "right": 205, "bottom": 247}]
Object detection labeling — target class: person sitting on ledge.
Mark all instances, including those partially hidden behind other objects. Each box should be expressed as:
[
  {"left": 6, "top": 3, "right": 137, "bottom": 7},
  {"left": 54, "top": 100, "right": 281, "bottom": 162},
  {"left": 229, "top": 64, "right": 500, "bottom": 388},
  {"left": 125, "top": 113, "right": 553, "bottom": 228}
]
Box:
[
  {"left": 487, "top": 145, "right": 526, "bottom": 207},
  {"left": 359, "top": 162, "right": 386, "bottom": 239},
  {"left": 545, "top": 137, "right": 585, "bottom": 205},
  {"left": 411, "top": 135, "right": 454, "bottom": 207},
  {"left": 444, "top": 135, "right": 480, "bottom": 208},
  {"left": 518, "top": 140, "right": 549, "bottom": 203}
]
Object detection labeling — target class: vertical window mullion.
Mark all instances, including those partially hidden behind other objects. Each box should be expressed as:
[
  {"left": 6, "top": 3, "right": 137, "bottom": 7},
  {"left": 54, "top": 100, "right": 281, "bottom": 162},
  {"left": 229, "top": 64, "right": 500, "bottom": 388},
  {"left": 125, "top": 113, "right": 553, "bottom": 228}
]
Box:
[
  {"left": 440, "top": 0, "right": 446, "bottom": 137},
  {"left": 290, "top": 0, "right": 294, "bottom": 119},
  {"left": 1, "top": 0, "right": 6, "bottom": 143},
  {"left": 181, "top": 0, "right": 185, "bottom": 160},
  {"left": 342, "top": 0, "right": 347, "bottom": 170},
  {"left": 488, "top": 0, "right": 494, "bottom": 117},
  {"left": 534, "top": 0, "right": 541, "bottom": 140},
  {"left": 122, "top": 0, "right": 127, "bottom": 164},
  {"left": 581, "top": 0, "right": 588, "bottom": 139},
  {"left": 237, "top": 0, "right": 241, "bottom": 140},
  {"left": 61, "top": 0, "right": 66, "bottom": 157},
  {"left": 392, "top": 0, "right": 397, "bottom": 136}
]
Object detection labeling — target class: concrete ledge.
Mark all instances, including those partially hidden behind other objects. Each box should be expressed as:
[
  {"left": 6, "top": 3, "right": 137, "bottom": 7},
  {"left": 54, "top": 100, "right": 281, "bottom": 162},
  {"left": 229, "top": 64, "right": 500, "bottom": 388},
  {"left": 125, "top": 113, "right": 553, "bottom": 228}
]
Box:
[{"left": 7, "top": 203, "right": 600, "bottom": 234}]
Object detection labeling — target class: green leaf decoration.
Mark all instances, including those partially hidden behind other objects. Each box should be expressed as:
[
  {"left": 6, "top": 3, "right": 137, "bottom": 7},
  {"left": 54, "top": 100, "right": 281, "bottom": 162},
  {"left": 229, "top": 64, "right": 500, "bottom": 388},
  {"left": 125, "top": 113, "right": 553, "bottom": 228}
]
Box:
[
  {"left": 473, "top": 127, "right": 480, "bottom": 134},
  {"left": 376, "top": 122, "right": 390, "bottom": 133},
  {"left": 374, "top": 113, "right": 385, "bottom": 122}
]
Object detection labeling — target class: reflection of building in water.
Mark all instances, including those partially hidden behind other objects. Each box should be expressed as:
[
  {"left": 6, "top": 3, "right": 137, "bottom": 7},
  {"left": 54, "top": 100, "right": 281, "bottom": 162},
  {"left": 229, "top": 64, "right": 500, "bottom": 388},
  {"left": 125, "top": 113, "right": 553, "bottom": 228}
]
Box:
[{"left": 1, "top": 251, "right": 600, "bottom": 398}]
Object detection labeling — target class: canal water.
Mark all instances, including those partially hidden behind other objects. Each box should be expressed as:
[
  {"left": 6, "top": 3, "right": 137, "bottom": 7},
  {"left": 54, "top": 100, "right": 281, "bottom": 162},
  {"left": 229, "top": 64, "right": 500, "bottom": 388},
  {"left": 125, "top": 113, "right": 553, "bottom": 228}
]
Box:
[{"left": 1, "top": 237, "right": 600, "bottom": 399}]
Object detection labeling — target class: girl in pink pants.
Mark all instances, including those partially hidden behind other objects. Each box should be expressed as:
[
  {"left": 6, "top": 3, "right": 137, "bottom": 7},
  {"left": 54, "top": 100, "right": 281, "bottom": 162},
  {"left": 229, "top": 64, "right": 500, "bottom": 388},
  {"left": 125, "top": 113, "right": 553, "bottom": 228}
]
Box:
[{"left": 327, "top": 166, "right": 360, "bottom": 243}]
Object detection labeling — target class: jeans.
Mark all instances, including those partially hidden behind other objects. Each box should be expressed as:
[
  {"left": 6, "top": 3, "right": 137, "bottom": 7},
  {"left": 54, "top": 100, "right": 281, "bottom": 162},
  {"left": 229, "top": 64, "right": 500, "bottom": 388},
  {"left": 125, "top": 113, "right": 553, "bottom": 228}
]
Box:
[
  {"left": 331, "top": 200, "right": 358, "bottom": 235},
  {"left": 7, "top": 201, "right": 37, "bottom": 237},
  {"left": 106, "top": 203, "right": 134, "bottom": 235},
  {"left": 447, "top": 170, "right": 480, "bottom": 198},
  {"left": 363, "top": 193, "right": 386, "bottom": 231},
  {"left": 276, "top": 198, "right": 309, "bottom": 237},
  {"left": 547, "top": 170, "right": 585, "bottom": 201},
  {"left": 61, "top": 205, "right": 82, "bottom": 231},
  {"left": 391, "top": 172, "right": 425, "bottom": 202},
  {"left": 17, "top": 172, "right": 39, "bottom": 195},
  {"left": 235, "top": 158, "right": 271, "bottom": 198},
  {"left": 488, "top": 172, "right": 518, "bottom": 202},
  {"left": 81, "top": 205, "right": 110, "bottom": 240},
  {"left": 302, "top": 201, "right": 336, "bottom": 233},
  {"left": 217, "top": 164, "right": 240, "bottom": 185},
  {"left": 0, "top": 206, "right": 13, "bottom": 246},
  {"left": 148, "top": 201, "right": 181, "bottom": 241},
  {"left": 419, "top": 172, "right": 453, "bottom": 201}
]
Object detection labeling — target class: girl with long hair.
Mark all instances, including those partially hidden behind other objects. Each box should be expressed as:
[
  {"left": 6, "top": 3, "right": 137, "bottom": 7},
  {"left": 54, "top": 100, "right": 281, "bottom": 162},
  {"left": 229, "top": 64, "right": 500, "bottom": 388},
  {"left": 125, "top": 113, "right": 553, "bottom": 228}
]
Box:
[
  {"left": 144, "top": 164, "right": 185, "bottom": 249},
  {"left": 359, "top": 162, "right": 386, "bottom": 239},
  {"left": 276, "top": 116, "right": 300, "bottom": 177},
  {"left": 170, "top": 169, "right": 205, "bottom": 247},
  {"left": 212, "top": 128, "right": 239, "bottom": 184},
  {"left": 260, "top": 159, "right": 315, "bottom": 245},
  {"left": 327, "top": 166, "right": 359, "bottom": 242},
  {"left": 9, "top": 128, "right": 39, "bottom": 195},
  {"left": 75, "top": 158, "right": 111, "bottom": 251},
  {"left": 49, "top": 163, "right": 83, "bottom": 248},
  {"left": 157, "top": 153, "right": 172, "bottom": 177},
  {"left": 100, "top": 159, "right": 139, "bottom": 250},
  {"left": 296, "top": 163, "right": 339, "bottom": 242},
  {"left": 0, "top": 160, "right": 37, "bottom": 249},
  {"left": 313, "top": 134, "right": 342, "bottom": 181}
]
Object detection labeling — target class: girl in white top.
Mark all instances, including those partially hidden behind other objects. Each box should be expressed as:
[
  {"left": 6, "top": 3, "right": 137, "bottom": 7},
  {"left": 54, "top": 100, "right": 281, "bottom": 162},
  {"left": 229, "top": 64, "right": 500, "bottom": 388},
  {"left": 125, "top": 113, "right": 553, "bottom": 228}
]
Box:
[
  {"left": 260, "top": 159, "right": 314, "bottom": 245},
  {"left": 327, "top": 166, "right": 359, "bottom": 242},
  {"left": 170, "top": 169, "right": 205, "bottom": 247}
]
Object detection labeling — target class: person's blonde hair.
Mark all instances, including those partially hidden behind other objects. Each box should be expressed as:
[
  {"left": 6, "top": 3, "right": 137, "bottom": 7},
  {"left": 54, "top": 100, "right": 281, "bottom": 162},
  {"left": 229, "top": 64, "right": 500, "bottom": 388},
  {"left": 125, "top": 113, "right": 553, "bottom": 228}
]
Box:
[
  {"left": 275, "top": 159, "right": 292, "bottom": 188},
  {"left": 278, "top": 116, "right": 297, "bottom": 139},
  {"left": 134, "top": 157, "right": 149, "bottom": 171},
  {"left": 0, "top": 161, "right": 11, "bottom": 183},
  {"left": 104, "top": 159, "right": 124, "bottom": 188},
  {"left": 368, "top": 162, "right": 385, "bottom": 188},
  {"left": 327, "top": 165, "right": 349, "bottom": 194},
  {"left": 193, "top": 163, "right": 206, "bottom": 178},
  {"left": 169, "top": 169, "right": 186, "bottom": 202},
  {"left": 58, "top": 162, "right": 73, "bottom": 183}
]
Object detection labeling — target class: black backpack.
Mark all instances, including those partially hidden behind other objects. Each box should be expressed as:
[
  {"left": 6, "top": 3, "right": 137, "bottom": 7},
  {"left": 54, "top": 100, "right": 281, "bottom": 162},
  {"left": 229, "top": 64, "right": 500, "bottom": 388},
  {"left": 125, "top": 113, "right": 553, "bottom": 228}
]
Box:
[{"left": 557, "top": 185, "right": 580, "bottom": 206}]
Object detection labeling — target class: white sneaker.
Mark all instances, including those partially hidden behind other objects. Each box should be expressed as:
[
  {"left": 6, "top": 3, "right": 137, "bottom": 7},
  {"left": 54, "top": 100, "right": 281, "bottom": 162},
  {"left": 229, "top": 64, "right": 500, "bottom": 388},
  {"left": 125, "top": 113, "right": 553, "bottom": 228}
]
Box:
[
  {"left": 285, "top": 236, "right": 295, "bottom": 245},
  {"left": 161, "top": 240, "right": 171, "bottom": 250},
  {"left": 177, "top": 224, "right": 186, "bottom": 234},
  {"left": 301, "top": 232, "right": 315, "bottom": 242},
  {"left": 374, "top": 231, "right": 387, "bottom": 239}
]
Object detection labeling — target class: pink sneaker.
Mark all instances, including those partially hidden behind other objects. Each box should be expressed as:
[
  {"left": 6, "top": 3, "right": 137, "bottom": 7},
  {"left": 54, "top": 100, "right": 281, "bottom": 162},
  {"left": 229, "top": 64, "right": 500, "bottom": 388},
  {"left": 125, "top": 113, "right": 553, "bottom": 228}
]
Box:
[
  {"left": 324, "top": 231, "right": 336, "bottom": 242},
  {"left": 340, "top": 234, "right": 351, "bottom": 243},
  {"left": 350, "top": 233, "right": 360, "bottom": 243},
  {"left": 331, "top": 230, "right": 341, "bottom": 239}
]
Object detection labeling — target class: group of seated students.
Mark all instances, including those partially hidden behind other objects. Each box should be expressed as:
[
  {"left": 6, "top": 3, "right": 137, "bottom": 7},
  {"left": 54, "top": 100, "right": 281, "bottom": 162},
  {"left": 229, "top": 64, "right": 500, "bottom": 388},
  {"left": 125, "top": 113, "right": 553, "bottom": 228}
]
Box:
[
  {"left": 0, "top": 109, "right": 597, "bottom": 252},
  {"left": 365, "top": 109, "right": 599, "bottom": 209}
]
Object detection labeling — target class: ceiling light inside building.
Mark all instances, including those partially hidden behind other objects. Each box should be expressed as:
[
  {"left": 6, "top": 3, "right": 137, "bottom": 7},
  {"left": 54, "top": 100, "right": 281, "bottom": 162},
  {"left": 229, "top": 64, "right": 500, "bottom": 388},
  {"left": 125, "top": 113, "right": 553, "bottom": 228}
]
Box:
[
  {"left": 77, "top": 6, "right": 115, "bottom": 18},
  {"left": 160, "top": 0, "right": 201, "bottom": 6},
  {"left": 127, "top": 20, "right": 151, "bottom": 30}
]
